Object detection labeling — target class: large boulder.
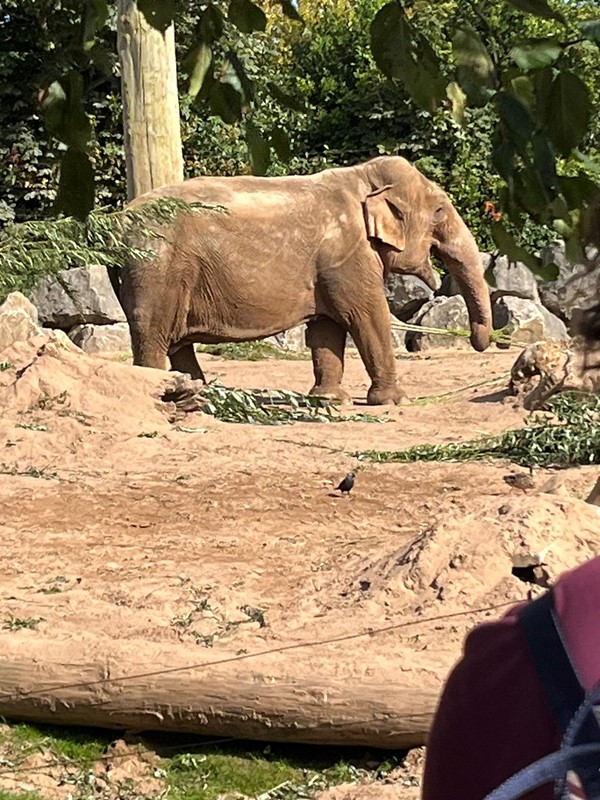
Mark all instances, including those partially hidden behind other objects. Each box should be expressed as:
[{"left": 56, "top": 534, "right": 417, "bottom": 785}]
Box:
[
  {"left": 539, "top": 240, "right": 600, "bottom": 327},
  {"left": 484, "top": 253, "right": 541, "bottom": 302},
  {"left": 405, "top": 296, "right": 471, "bottom": 351},
  {"left": 265, "top": 325, "right": 306, "bottom": 352},
  {"left": 0, "top": 291, "right": 44, "bottom": 354},
  {"left": 69, "top": 322, "right": 132, "bottom": 354},
  {"left": 493, "top": 296, "right": 568, "bottom": 344},
  {"left": 439, "top": 252, "right": 540, "bottom": 302},
  {"left": 31, "top": 265, "right": 126, "bottom": 329},
  {"left": 384, "top": 274, "right": 435, "bottom": 321}
]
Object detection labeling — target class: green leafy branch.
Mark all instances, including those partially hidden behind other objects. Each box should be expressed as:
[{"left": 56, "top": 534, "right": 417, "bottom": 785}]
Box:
[
  {"left": 354, "top": 392, "right": 600, "bottom": 468},
  {"left": 0, "top": 197, "right": 222, "bottom": 300},
  {"left": 198, "top": 383, "right": 388, "bottom": 425}
]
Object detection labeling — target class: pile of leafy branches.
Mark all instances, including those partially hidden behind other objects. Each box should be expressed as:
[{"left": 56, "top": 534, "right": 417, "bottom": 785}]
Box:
[
  {"left": 198, "top": 384, "right": 387, "bottom": 425},
  {"left": 197, "top": 341, "right": 309, "bottom": 360},
  {"left": 0, "top": 198, "right": 221, "bottom": 300},
  {"left": 354, "top": 393, "right": 600, "bottom": 468}
]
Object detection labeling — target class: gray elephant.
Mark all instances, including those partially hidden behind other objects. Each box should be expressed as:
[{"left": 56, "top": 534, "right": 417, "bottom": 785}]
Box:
[{"left": 120, "top": 156, "right": 492, "bottom": 405}]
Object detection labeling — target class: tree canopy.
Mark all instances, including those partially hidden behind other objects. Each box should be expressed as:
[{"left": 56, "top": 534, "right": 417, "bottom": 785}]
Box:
[{"left": 0, "top": 0, "right": 598, "bottom": 279}]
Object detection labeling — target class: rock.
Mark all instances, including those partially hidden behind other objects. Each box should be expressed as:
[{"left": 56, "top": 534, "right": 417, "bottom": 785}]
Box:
[
  {"left": 405, "top": 296, "right": 471, "bottom": 351},
  {"left": 265, "top": 325, "right": 306, "bottom": 352},
  {"left": 384, "top": 274, "right": 434, "bottom": 321},
  {"left": 493, "top": 297, "right": 568, "bottom": 345},
  {"left": 69, "top": 322, "right": 132, "bottom": 353},
  {"left": 31, "top": 265, "right": 126, "bottom": 329},
  {"left": 439, "top": 253, "right": 540, "bottom": 302},
  {"left": 0, "top": 291, "right": 44, "bottom": 353},
  {"left": 484, "top": 253, "right": 541, "bottom": 302},
  {"left": 539, "top": 240, "right": 600, "bottom": 327}
]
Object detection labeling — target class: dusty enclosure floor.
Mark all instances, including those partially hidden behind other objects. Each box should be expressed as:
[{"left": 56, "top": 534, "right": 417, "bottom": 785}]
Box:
[{"left": 1, "top": 344, "right": 599, "bottom": 799}]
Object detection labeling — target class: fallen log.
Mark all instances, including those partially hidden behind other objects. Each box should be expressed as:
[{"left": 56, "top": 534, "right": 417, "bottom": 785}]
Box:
[{"left": 0, "top": 637, "right": 440, "bottom": 749}]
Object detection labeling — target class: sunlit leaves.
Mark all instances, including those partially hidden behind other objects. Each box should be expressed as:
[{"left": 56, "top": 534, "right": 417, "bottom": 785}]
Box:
[
  {"left": 186, "top": 43, "right": 212, "bottom": 99},
  {"left": 55, "top": 149, "right": 95, "bottom": 220},
  {"left": 40, "top": 72, "right": 91, "bottom": 152},
  {"left": 510, "top": 38, "right": 561, "bottom": 70},
  {"left": 137, "top": 0, "right": 176, "bottom": 31},
  {"left": 228, "top": 0, "right": 267, "bottom": 34},
  {"left": 446, "top": 81, "right": 467, "bottom": 125},
  {"left": 452, "top": 25, "right": 495, "bottom": 105},
  {"left": 505, "top": 0, "right": 565, "bottom": 25},
  {"left": 541, "top": 71, "right": 591, "bottom": 156},
  {"left": 370, "top": 2, "right": 445, "bottom": 113}
]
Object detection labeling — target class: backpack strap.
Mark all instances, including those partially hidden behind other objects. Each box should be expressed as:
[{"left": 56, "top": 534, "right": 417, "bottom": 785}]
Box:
[
  {"left": 484, "top": 685, "right": 600, "bottom": 800},
  {"left": 518, "top": 591, "right": 598, "bottom": 743},
  {"left": 491, "top": 589, "right": 600, "bottom": 799}
]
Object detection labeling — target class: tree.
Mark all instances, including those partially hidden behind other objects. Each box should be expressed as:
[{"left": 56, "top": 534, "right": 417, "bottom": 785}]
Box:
[
  {"left": 369, "top": 0, "right": 600, "bottom": 273},
  {"left": 117, "top": 0, "right": 184, "bottom": 199}
]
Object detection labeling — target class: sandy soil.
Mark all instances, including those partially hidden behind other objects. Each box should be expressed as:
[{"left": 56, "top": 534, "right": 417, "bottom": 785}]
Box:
[{"left": 0, "top": 334, "right": 599, "bottom": 796}]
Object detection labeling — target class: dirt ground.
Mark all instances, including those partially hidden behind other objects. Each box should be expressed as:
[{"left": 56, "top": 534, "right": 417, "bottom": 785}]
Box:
[{"left": 1, "top": 334, "right": 599, "bottom": 798}]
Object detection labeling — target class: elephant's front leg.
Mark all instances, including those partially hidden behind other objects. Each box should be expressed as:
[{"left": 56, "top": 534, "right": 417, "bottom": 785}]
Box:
[
  {"left": 348, "top": 292, "right": 406, "bottom": 405},
  {"left": 306, "top": 317, "right": 351, "bottom": 403},
  {"left": 169, "top": 343, "right": 206, "bottom": 383}
]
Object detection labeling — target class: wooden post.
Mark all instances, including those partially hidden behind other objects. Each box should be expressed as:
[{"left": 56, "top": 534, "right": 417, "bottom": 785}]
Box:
[{"left": 116, "top": 0, "right": 184, "bottom": 200}]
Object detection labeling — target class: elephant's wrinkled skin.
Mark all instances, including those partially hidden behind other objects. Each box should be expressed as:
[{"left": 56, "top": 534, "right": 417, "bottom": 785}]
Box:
[{"left": 120, "top": 156, "right": 492, "bottom": 404}]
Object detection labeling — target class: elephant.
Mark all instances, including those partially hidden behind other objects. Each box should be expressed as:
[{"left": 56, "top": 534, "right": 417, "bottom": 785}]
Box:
[{"left": 119, "top": 156, "right": 492, "bottom": 405}]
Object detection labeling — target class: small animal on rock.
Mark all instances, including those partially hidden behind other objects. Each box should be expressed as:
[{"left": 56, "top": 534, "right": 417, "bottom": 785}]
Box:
[{"left": 336, "top": 471, "right": 356, "bottom": 495}]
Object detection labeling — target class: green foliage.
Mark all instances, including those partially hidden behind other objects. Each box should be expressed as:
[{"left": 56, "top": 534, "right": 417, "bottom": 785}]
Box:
[
  {"left": 369, "top": 0, "right": 600, "bottom": 267},
  {"left": 197, "top": 341, "right": 309, "bottom": 360},
  {"left": 0, "top": 198, "right": 220, "bottom": 301},
  {"left": 198, "top": 383, "right": 388, "bottom": 425},
  {"left": 354, "top": 393, "right": 600, "bottom": 468}
]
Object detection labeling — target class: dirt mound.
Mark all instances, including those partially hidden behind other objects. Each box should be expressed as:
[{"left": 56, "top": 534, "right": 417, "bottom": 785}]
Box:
[
  {"left": 0, "top": 330, "right": 175, "bottom": 433},
  {"left": 346, "top": 493, "right": 600, "bottom": 612}
]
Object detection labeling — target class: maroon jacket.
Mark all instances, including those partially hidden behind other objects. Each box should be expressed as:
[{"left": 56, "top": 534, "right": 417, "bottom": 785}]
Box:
[{"left": 422, "top": 557, "right": 600, "bottom": 800}]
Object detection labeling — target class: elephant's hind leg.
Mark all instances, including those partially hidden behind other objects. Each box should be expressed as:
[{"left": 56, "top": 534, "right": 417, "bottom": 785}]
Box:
[
  {"left": 306, "top": 317, "right": 350, "bottom": 403},
  {"left": 169, "top": 343, "right": 206, "bottom": 382}
]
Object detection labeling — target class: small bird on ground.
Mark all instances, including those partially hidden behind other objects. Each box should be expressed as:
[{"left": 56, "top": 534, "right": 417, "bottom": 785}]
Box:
[
  {"left": 336, "top": 471, "right": 356, "bottom": 496},
  {"left": 503, "top": 468, "right": 536, "bottom": 493}
]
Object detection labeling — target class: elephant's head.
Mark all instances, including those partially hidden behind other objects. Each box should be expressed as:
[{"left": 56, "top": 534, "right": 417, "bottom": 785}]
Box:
[{"left": 362, "top": 157, "right": 492, "bottom": 352}]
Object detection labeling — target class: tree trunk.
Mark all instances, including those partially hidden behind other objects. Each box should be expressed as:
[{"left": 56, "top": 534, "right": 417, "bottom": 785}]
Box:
[
  {"left": 116, "top": 0, "right": 184, "bottom": 200},
  {"left": 0, "top": 637, "right": 439, "bottom": 748}
]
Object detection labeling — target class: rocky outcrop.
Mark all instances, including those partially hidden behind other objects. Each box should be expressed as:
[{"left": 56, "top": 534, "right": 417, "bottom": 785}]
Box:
[
  {"left": 493, "top": 297, "right": 568, "bottom": 344},
  {"left": 384, "top": 274, "right": 435, "bottom": 321},
  {"left": 69, "top": 323, "right": 132, "bottom": 354},
  {"left": 538, "top": 240, "right": 600, "bottom": 327},
  {"left": 31, "top": 265, "right": 126, "bottom": 329},
  {"left": 0, "top": 291, "right": 44, "bottom": 354},
  {"left": 265, "top": 325, "right": 306, "bottom": 352},
  {"left": 405, "top": 296, "right": 471, "bottom": 351}
]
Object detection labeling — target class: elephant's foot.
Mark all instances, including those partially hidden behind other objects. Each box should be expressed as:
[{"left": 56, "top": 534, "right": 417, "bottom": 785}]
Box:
[
  {"left": 366, "top": 383, "right": 408, "bottom": 406},
  {"left": 309, "top": 383, "right": 352, "bottom": 406}
]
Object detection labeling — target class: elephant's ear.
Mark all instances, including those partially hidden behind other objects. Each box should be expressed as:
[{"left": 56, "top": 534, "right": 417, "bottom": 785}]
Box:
[{"left": 363, "top": 186, "right": 406, "bottom": 252}]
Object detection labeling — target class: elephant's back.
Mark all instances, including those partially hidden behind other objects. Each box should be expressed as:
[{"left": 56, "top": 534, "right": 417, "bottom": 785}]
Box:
[{"left": 126, "top": 173, "right": 324, "bottom": 213}]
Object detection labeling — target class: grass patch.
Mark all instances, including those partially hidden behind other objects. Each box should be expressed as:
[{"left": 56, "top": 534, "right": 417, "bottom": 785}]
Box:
[
  {"left": 4, "top": 722, "right": 110, "bottom": 769},
  {"left": 2, "top": 616, "right": 44, "bottom": 631},
  {"left": 164, "top": 740, "right": 389, "bottom": 800},
  {"left": 197, "top": 341, "right": 310, "bottom": 361},
  {"left": 0, "top": 722, "right": 401, "bottom": 800},
  {"left": 355, "top": 393, "right": 600, "bottom": 468}
]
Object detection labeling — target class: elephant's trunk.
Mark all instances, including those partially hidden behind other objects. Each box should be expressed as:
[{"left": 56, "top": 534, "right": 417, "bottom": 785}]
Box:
[{"left": 434, "top": 206, "right": 492, "bottom": 352}]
